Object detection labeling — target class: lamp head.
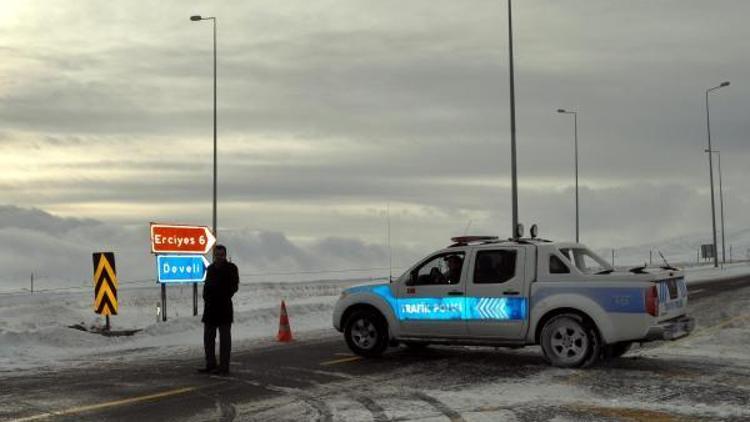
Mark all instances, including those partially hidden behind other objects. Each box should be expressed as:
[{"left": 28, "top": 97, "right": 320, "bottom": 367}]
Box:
[
  {"left": 557, "top": 109, "right": 566, "bottom": 113},
  {"left": 190, "top": 15, "right": 203, "bottom": 21},
  {"left": 720, "top": 81, "right": 730, "bottom": 87}
]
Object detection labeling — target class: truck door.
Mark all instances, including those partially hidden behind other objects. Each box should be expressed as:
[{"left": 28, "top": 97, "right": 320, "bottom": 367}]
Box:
[
  {"left": 465, "top": 247, "right": 528, "bottom": 339},
  {"left": 397, "top": 252, "right": 468, "bottom": 338}
]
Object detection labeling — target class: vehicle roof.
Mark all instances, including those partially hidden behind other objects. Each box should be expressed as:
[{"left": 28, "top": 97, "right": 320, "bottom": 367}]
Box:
[{"left": 447, "top": 237, "right": 586, "bottom": 249}]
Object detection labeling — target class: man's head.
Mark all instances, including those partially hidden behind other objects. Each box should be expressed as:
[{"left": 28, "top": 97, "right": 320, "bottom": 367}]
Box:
[
  {"left": 213, "top": 244, "right": 227, "bottom": 264},
  {"left": 446, "top": 255, "right": 463, "bottom": 272}
]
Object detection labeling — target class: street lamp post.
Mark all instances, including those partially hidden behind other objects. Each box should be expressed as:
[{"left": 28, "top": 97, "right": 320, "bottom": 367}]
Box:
[
  {"left": 190, "top": 14, "right": 218, "bottom": 316},
  {"left": 557, "top": 109, "right": 579, "bottom": 243},
  {"left": 705, "top": 149, "right": 726, "bottom": 264},
  {"left": 705, "top": 81, "right": 729, "bottom": 268},
  {"left": 507, "top": 0, "right": 519, "bottom": 238}
]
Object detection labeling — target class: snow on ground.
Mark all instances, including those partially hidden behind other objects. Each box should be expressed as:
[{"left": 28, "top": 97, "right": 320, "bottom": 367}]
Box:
[
  {"left": 0, "top": 278, "right": 378, "bottom": 373},
  {"left": 682, "top": 261, "right": 750, "bottom": 284},
  {"left": 1, "top": 260, "right": 749, "bottom": 374}
]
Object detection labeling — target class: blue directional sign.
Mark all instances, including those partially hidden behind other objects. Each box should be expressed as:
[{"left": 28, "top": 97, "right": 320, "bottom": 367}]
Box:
[{"left": 157, "top": 255, "right": 210, "bottom": 283}]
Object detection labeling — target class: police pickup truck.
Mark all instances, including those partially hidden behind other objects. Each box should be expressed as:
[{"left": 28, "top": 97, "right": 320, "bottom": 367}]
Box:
[{"left": 333, "top": 234, "right": 695, "bottom": 368}]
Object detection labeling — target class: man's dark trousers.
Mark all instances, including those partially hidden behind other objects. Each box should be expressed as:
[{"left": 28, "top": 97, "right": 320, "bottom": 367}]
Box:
[
  {"left": 201, "top": 259, "right": 239, "bottom": 373},
  {"left": 204, "top": 323, "right": 231, "bottom": 370}
]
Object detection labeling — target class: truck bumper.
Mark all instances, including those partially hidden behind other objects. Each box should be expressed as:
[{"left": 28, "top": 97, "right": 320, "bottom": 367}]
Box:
[{"left": 644, "top": 315, "right": 695, "bottom": 341}]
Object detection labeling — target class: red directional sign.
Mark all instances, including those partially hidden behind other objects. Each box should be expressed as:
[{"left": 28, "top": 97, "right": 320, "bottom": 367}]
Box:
[{"left": 150, "top": 223, "right": 216, "bottom": 254}]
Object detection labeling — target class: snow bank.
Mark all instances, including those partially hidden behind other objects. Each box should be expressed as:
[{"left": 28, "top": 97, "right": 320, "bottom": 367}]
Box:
[
  {"left": 683, "top": 262, "right": 750, "bottom": 284},
  {"left": 0, "top": 279, "right": 374, "bottom": 373}
]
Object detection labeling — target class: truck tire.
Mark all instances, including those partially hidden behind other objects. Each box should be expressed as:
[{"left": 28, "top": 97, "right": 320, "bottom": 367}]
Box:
[
  {"left": 344, "top": 309, "right": 389, "bottom": 358},
  {"left": 540, "top": 314, "right": 601, "bottom": 368}
]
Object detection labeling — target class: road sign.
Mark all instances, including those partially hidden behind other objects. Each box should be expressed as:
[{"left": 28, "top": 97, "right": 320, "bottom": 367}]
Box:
[
  {"left": 150, "top": 223, "right": 216, "bottom": 254},
  {"left": 157, "top": 255, "right": 210, "bottom": 283},
  {"left": 92, "top": 252, "right": 118, "bottom": 316}
]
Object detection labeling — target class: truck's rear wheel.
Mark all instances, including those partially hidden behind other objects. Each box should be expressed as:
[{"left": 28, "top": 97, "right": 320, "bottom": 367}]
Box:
[
  {"left": 541, "top": 314, "right": 600, "bottom": 368},
  {"left": 344, "top": 310, "right": 388, "bottom": 357}
]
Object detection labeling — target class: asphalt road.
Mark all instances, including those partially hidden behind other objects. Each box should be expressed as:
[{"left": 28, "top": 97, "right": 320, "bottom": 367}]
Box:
[{"left": 2, "top": 275, "right": 750, "bottom": 422}]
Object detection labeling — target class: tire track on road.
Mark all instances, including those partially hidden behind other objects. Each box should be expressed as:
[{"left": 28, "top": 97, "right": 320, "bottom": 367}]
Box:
[
  {"left": 216, "top": 374, "right": 333, "bottom": 422},
  {"left": 409, "top": 391, "right": 465, "bottom": 422},
  {"left": 353, "top": 395, "right": 390, "bottom": 422}
]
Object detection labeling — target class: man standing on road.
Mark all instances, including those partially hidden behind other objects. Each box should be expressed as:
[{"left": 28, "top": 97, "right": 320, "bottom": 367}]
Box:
[{"left": 199, "top": 244, "right": 239, "bottom": 375}]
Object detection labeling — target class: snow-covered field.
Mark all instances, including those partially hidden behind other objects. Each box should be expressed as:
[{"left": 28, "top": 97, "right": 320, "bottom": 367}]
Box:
[
  {"left": 0, "top": 278, "right": 373, "bottom": 373},
  {"left": 1, "top": 263, "right": 749, "bottom": 374}
]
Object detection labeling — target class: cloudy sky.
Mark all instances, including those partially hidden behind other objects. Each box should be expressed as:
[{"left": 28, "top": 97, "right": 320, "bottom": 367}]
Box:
[{"left": 1, "top": 1, "right": 748, "bottom": 285}]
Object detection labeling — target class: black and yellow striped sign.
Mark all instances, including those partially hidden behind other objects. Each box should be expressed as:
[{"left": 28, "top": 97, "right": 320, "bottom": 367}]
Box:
[{"left": 92, "top": 252, "right": 118, "bottom": 316}]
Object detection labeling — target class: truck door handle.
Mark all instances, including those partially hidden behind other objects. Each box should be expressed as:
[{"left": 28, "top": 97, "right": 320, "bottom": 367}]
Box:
[
  {"left": 503, "top": 291, "right": 520, "bottom": 296},
  {"left": 447, "top": 291, "right": 464, "bottom": 296}
]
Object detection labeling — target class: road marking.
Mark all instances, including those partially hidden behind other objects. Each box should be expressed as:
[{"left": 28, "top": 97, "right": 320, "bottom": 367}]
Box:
[
  {"left": 334, "top": 352, "right": 355, "bottom": 356},
  {"left": 320, "top": 356, "right": 363, "bottom": 366},
  {"left": 11, "top": 386, "right": 197, "bottom": 421},
  {"left": 566, "top": 403, "right": 694, "bottom": 422},
  {"left": 281, "top": 366, "right": 356, "bottom": 379}
]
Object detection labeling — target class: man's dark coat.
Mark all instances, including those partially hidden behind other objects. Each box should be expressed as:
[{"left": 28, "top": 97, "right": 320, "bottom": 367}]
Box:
[{"left": 201, "top": 261, "right": 239, "bottom": 325}]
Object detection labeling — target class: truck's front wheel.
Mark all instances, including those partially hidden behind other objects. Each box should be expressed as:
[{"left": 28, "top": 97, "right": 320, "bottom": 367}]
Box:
[
  {"left": 344, "top": 309, "right": 389, "bottom": 357},
  {"left": 540, "top": 314, "right": 600, "bottom": 368}
]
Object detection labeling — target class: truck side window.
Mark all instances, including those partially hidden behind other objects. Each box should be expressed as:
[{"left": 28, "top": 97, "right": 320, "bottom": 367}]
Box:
[
  {"left": 559, "top": 248, "right": 611, "bottom": 274},
  {"left": 549, "top": 255, "right": 570, "bottom": 274},
  {"left": 410, "top": 253, "right": 465, "bottom": 286},
  {"left": 473, "top": 250, "right": 516, "bottom": 284}
]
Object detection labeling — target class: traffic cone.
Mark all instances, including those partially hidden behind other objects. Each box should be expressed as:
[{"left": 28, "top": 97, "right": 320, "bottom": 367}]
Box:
[{"left": 277, "top": 300, "right": 293, "bottom": 342}]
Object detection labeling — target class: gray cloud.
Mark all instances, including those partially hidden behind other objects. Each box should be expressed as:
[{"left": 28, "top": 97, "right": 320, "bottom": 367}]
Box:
[{"left": 0, "top": 0, "right": 748, "bottom": 260}]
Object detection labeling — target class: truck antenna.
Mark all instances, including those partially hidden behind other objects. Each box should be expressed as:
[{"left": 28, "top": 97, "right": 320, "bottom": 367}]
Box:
[
  {"left": 658, "top": 250, "right": 670, "bottom": 267},
  {"left": 463, "top": 220, "right": 473, "bottom": 235}
]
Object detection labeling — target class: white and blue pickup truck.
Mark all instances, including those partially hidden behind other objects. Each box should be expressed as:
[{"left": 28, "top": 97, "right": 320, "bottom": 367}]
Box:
[{"left": 333, "top": 235, "right": 695, "bottom": 368}]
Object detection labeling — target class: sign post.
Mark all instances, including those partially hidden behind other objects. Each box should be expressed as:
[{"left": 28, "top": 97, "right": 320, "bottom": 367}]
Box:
[
  {"left": 194, "top": 275, "right": 202, "bottom": 317},
  {"left": 701, "top": 244, "right": 716, "bottom": 262},
  {"left": 92, "top": 252, "right": 118, "bottom": 331},
  {"left": 161, "top": 284, "right": 167, "bottom": 322},
  {"left": 151, "top": 223, "right": 215, "bottom": 321}
]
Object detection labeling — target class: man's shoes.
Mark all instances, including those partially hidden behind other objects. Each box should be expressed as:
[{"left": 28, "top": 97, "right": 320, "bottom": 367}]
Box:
[
  {"left": 212, "top": 367, "right": 230, "bottom": 376},
  {"left": 197, "top": 366, "right": 217, "bottom": 374}
]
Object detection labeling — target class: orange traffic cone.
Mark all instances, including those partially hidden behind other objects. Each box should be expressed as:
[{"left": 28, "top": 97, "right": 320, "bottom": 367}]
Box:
[{"left": 277, "top": 300, "right": 293, "bottom": 342}]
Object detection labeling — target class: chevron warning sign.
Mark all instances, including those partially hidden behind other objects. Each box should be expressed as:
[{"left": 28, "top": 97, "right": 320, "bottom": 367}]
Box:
[{"left": 92, "top": 252, "right": 118, "bottom": 316}]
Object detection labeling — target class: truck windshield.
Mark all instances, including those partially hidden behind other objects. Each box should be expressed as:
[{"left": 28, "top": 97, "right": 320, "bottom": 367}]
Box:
[{"left": 559, "top": 248, "right": 612, "bottom": 274}]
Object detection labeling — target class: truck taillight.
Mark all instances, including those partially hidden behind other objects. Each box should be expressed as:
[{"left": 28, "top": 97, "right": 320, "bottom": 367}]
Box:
[{"left": 645, "top": 285, "right": 659, "bottom": 317}]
